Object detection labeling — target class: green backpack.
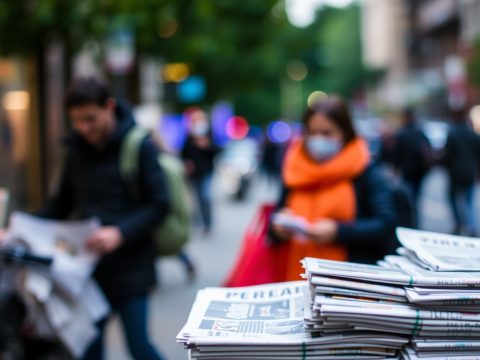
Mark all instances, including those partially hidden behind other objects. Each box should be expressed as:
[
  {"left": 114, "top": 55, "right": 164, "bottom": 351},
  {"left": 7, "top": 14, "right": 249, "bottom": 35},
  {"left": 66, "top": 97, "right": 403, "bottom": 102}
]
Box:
[{"left": 120, "top": 127, "right": 191, "bottom": 256}]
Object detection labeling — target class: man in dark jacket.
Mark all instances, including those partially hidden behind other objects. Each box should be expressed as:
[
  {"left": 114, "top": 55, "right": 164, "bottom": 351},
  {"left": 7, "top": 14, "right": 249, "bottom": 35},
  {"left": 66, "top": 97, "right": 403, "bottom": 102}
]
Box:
[
  {"left": 392, "top": 109, "right": 433, "bottom": 205},
  {"left": 443, "top": 109, "right": 480, "bottom": 236},
  {"left": 40, "top": 78, "right": 169, "bottom": 360}
]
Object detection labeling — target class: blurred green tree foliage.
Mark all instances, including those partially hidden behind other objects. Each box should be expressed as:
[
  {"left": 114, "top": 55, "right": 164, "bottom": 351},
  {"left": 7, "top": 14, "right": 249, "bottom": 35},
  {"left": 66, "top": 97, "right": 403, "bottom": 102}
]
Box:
[
  {"left": 0, "top": 0, "right": 367, "bottom": 123},
  {"left": 468, "top": 39, "right": 480, "bottom": 87}
]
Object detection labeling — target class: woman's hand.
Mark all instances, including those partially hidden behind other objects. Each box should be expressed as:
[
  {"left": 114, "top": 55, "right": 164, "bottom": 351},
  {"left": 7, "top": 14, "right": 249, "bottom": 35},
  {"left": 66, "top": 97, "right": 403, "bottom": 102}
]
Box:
[
  {"left": 306, "top": 219, "right": 338, "bottom": 244},
  {"left": 271, "top": 208, "right": 295, "bottom": 241}
]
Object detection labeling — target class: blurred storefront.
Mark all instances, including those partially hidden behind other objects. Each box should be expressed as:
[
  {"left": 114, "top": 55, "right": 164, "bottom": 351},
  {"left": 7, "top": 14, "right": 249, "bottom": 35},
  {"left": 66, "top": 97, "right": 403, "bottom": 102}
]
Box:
[
  {"left": 405, "top": 0, "right": 463, "bottom": 115},
  {"left": 0, "top": 57, "right": 43, "bottom": 212},
  {"left": 0, "top": 43, "right": 67, "bottom": 215},
  {"left": 362, "top": 0, "right": 409, "bottom": 111}
]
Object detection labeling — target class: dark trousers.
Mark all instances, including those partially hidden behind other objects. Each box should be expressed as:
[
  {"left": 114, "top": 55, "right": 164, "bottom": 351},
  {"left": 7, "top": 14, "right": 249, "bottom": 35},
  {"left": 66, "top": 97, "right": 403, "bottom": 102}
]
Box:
[
  {"left": 448, "top": 182, "right": 476, "bottom": 234},
  {"left": 192, "top": 174, "right": 213, "bottom": 231},
  {"left": 82, "top": 294, "right": 164, "bottom": 360},
  {"left": 404, "top": 177, "right": 423, "bottom": 226}
]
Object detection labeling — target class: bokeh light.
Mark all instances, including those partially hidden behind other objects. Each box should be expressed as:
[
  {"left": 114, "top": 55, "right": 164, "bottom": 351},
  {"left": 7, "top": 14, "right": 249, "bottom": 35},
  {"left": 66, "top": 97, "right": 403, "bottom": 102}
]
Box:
[
  {"left": 470, "top": 105, "right": 480, "bottom": 134},
  {"left": 226, "top": 116, "right": 250, "bottom": 140},
  {"left": 162, "top": 63, "right": 190, "bottom": 83},
  {"left": 2, "top": 91, "right": 30, "bottom": 111},
  {"left": 158, "top": 20, "right": 178, "bottom": 38},
  {"left": 307, "top": 90, "right": 328, "bottom": 108},
  {"left": 267, "top": 121, "right": 292, "bottom": 143},
  {"left": 159, "top": 113, "right": 187, "bottom": 152},
  {"left": 286, "top": 60, "right": 308, "bottom": 81}
]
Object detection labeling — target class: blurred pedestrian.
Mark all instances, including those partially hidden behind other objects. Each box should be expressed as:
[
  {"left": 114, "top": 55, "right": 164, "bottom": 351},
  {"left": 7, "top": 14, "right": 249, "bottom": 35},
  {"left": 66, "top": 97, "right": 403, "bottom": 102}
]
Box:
[
  {"left": 271, "top": 96, "right": 396, "bottom": 277},
  {"left": 392, "top": 109, "right": 433, "bottom": 208},
  {"left": 39, "top": 77, "right": 168, "bottom": 360},
  {"left": 261, "top": 136, "right": 283, "bottom": 186},
  {"left": 181, "top": 108, "right": 220, "bottom": 235},
  {"left": 442, "top": 108, "right": 480, "bottom": 236}
]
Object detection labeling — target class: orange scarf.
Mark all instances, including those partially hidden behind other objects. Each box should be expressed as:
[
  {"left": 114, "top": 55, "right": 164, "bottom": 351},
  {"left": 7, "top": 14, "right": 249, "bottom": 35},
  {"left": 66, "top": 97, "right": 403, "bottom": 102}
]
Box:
[{"left": 282, "top": 137, "right": 370, "bottom": 280}]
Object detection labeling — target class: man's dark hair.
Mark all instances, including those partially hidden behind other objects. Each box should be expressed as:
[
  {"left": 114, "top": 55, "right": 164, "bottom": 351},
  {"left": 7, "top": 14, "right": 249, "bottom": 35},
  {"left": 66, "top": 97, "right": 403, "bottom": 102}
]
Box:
[
  {"left": 65, "top": 77, "right": 111, "bottom": 109},
  {"left": 302, "top": 95, "right": 357, "bottom": 144}
]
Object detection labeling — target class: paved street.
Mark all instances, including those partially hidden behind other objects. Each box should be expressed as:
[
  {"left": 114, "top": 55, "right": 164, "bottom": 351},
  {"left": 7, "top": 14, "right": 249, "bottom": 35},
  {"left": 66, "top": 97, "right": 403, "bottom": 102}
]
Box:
[
  {"left": 105, "top": 167, "right": 480, "bottom": 360},
  {"left": 106, "top": 175, "right": 280, "bottom": 360}
]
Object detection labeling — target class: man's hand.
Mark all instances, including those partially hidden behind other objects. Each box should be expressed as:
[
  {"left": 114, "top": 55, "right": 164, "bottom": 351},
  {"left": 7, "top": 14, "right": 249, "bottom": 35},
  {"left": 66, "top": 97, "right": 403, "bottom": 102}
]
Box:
[
  {"left": 306, "top": 219, "right": 338, "bottom": 244},
  {"left": 86, "top": 226, "right": 123, "bottom": 254}
]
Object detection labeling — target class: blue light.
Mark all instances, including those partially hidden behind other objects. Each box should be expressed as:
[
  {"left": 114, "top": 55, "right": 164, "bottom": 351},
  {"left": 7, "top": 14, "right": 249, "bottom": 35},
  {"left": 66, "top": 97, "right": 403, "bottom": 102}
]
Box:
[
  {"left": 177, "top": 76, "right": 206, "bottom": 103},
  {"left": 211, "top": 102, "right": 234, "bottom": 147},
  {"left": 267, "top": 121, "right": 292, "bottom": 143},
  {"left": 158, "top": 113, "right": 187, "bottom": 153}
]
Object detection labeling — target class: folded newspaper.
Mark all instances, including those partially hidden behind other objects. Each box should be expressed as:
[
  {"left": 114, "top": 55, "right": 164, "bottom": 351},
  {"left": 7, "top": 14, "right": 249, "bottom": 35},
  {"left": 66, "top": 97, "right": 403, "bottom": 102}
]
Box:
[
  {"left": 396, "top": 227, "right": 480, "bottom": 272},
  {"left": 178, "top": 281, "right": 408, "bottom": 359},
  {"left": 303, "top": 226, "right": 480, "bottom": 360},
  {"left": 2, "top": 212, "right": 109, "bottom": 358}
]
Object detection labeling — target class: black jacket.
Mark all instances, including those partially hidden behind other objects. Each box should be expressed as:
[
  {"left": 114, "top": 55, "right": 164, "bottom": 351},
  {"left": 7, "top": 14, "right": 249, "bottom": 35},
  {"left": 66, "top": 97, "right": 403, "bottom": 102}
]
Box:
[
  {"left": 393, "top": 123, "right": 432, "bottom": 182},
  {"left": 181, "top": 136, "right": 219, "bottom": 179},
  {"left": 442, "top": 122, "right": 480, "bottom": 187},
  {"left": 274, "top": 165, "right": 396, "bottom": 264},
  {"left": 40, "top": 102, "right": 170, "bottom": 304}
]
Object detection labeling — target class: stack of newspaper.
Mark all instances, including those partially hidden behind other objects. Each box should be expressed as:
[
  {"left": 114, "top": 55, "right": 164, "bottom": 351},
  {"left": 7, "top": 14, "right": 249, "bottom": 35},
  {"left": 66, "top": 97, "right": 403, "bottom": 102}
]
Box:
[
  {"left": 177, "top": 281, "right": 408, "bottom": 359},
  {"left": 303, "top": 227, "right": 480, "bottom": 360}
]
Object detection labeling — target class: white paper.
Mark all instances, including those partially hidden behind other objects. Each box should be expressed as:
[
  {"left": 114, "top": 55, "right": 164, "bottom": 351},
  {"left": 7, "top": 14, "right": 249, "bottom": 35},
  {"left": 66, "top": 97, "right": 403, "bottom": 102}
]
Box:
[
  {"left": 4, "top": 212, "right": 107, "bottom": 357},
  {"left": 397, "top": 227, "right": 480, "bottom": 272},
  {"left": 271, "top": 213, "right": 310, "bottom": 236},
  {"left": 81, "top": 280, "right": 110, "bottom": 322},
  {"left": 25, "top": 270, "right": 53, "bottom": 302},
  {"left": 57, "top": 305, "right": 98, "bottom": 359}
]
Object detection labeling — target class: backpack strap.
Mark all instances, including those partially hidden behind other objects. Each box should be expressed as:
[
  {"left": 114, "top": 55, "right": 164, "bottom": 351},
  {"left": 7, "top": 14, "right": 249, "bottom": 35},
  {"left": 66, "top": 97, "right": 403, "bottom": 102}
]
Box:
[{"left": 120, "top": 126, "right": 150, "bottom": 200}]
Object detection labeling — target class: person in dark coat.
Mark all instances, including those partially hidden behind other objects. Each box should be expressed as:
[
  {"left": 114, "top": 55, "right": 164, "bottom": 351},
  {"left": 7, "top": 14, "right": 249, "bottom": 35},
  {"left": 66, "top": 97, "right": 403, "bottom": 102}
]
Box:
[
  {"left": 442, "top": 109, "right": 480, "bottom": 236},
  {"left": 392, "top": 109, "right": 433, "bottom": 205},
  {"left": 181, "top": 108, "right": 219, "bottom": 235},
  {"left": 39, "top": 78, "right": 169, "bottom": 360}
]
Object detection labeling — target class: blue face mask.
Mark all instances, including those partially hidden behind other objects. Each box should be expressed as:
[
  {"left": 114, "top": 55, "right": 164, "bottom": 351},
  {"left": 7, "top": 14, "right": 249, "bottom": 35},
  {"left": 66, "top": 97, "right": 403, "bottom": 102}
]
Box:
[
  {"left": 191, "top": 121, "right": 209, "bottom": 137},
  {"left": 305, "top": 135, "right": 342, "bottom": 162}
]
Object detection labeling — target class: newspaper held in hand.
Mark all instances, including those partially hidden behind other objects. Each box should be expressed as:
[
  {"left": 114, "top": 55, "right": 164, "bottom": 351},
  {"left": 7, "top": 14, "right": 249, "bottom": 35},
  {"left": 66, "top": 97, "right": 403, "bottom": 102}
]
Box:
[
  {"left": 8, "top": 211, "right": 99, "bottom": 297},
  {"left": 396, "top": 227, "right": 480, "bottom": 272},
  {"left": 2, "top": 212, "right": 109, "bottom": 358},
  {"left": 271, "top": 212, "right": 310, "bottom": 237}
]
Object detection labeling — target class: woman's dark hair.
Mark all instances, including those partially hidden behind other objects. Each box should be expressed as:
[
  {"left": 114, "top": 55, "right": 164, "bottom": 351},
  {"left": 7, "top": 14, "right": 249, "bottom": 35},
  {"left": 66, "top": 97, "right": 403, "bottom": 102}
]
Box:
[
  {"left": 302, "top": 95, "right": 357, "bottom": 144},
  {"left": 65, "top": 77, "right": 111, "bottom": 109}
]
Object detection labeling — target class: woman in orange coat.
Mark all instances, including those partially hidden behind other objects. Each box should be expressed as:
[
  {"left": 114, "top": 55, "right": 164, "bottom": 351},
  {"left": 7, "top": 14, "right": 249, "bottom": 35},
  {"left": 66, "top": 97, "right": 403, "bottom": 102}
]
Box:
[{"left": 271, "top": 96, "right": 396, "bottom": 280}]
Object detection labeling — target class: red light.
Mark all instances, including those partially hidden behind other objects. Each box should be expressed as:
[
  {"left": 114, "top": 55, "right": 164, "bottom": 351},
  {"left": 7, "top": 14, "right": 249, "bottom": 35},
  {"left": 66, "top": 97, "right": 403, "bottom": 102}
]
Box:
[{"left": 226, "top": 116, "right": 249, "bottom": 140}]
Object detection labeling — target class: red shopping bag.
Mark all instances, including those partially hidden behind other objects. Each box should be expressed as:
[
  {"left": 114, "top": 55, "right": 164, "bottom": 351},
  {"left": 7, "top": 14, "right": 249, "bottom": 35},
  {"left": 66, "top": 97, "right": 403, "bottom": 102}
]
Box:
[{"left": 223, "top": 204, "right": 290, "bottom": 287}]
